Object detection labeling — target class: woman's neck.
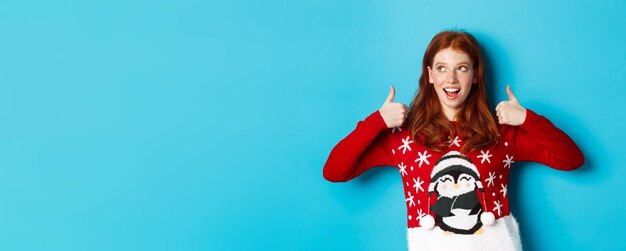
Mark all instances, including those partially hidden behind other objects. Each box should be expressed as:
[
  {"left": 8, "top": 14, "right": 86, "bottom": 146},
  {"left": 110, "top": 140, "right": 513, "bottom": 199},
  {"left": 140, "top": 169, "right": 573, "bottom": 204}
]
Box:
[{"left": 442, "top": 108, "right": 460, "bottom": 122}]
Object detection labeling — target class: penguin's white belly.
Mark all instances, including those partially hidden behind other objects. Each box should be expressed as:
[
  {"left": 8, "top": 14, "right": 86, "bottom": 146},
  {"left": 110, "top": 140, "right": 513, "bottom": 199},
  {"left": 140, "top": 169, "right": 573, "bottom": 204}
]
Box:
[{"left": 443, "top": 209, "right": 478, "bottom": 230}]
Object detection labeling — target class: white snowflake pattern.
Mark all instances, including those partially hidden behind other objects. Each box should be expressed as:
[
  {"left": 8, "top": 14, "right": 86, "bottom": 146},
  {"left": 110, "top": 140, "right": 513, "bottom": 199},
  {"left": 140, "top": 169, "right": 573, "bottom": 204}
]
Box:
[
  {"left": 391, "top": 127, "right": 402, "bottom": 133},
  {"left": 398, "top": 162, "right": 408, "bottom": 176},
  {"left": 416, "top": 208, "right": 426, "bottom": 221},
  {"left": 485, "top": 172, "right": 496, "bottom": 187},
  {"left": 477, "top": 150, "right": 492, "bottom": 164},
  {"left": 449, "top": 136, "right": 461, "bottom": 147},
  {"left": 500, "top": 184, "right": 508, "bottom": 198},
  {"left": 406, "top": 191, "right": 415, "bottom": 207},
  {"left": 493, "top": 200, "right": 503, "bottom": 216},
  {"left": 415, "top": 150, "right": 431, "bottom": 168},
  {"left": 392, "top": 149, "right": 395, "bottom": 155},
  {"left": 398, "top": 136, "right": 414, "bottom": 154},
  {"left": 413, "top": 177, "right": 424, "bottom": 194},
  {"left": 502, "top": 154, "right": 515, "bottom": 169}
]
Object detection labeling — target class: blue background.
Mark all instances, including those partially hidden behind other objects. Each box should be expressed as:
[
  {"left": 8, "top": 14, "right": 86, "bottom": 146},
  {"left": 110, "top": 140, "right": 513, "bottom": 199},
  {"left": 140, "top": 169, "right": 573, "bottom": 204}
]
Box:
[{"left": 0, "top": 0, "right": 624, "bottom": 250}]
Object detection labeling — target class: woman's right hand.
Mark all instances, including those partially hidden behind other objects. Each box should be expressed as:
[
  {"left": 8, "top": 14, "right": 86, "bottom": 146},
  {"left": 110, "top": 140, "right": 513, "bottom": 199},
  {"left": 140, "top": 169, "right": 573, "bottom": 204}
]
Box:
[{"left": 379, "top": 85, "right": 409, "bottom": 128}]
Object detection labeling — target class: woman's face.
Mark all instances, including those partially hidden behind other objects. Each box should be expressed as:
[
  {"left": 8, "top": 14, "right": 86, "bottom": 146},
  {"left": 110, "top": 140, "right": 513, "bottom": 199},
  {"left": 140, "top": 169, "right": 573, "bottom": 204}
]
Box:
[{"left": 427, "top": 47, "right": 477, "bottom": 120}]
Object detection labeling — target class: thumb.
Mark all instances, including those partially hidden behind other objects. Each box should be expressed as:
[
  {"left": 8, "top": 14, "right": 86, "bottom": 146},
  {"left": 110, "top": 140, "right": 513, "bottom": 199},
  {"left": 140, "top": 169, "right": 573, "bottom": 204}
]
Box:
[
  {"left": 386, "top": 85, "right": 395, "bottom": 103},
  {"left": 506, "top": 84, "right": 517, "bottom": 101}
]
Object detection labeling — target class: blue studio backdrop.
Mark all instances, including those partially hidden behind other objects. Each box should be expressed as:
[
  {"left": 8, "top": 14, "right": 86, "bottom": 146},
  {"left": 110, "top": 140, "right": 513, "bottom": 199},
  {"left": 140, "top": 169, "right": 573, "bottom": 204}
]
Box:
[{"left": 0, "top": 0, "right": 624, "bottom": 250}]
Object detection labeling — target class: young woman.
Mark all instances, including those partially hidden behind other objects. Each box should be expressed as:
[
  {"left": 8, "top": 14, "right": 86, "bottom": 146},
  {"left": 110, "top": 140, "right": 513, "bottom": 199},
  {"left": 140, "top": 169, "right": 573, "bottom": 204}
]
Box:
[{"left": 323, "top": 30, "right": 584, "bottom": 250}]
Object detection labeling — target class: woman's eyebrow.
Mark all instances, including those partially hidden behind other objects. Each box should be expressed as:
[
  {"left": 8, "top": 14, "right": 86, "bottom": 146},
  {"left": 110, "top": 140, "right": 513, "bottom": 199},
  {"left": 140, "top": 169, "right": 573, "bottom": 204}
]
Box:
[{"left": 434, "top": 62, "right": 470, "bottom": 66}]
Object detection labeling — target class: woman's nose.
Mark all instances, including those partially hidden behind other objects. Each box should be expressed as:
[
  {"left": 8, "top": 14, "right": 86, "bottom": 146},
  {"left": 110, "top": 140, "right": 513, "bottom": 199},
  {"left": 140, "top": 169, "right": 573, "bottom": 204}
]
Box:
[{"left": 445, "top": 71, "right": 458, "bottom": 83}]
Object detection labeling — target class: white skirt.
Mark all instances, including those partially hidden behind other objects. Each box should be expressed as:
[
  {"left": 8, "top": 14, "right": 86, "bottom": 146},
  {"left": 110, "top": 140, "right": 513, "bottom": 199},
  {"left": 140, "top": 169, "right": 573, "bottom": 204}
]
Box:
[{"left": 407, "top": 214, "right": 522, "bottom": 251}]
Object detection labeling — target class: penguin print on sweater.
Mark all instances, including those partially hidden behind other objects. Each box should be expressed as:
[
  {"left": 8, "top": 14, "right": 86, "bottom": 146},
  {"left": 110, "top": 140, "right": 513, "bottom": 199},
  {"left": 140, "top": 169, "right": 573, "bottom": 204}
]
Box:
[{"left": 426, "top": 151, "right": 487, "bottom": 235}]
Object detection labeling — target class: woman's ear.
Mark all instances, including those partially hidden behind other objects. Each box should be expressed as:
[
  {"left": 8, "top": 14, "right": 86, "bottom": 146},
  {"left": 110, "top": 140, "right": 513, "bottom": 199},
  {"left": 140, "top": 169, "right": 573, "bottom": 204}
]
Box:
[
  {"left": 427, "top": 66, "right": 434, "bottom": 84},
  {"left": 472, "top": 74, "right": 478, "bottom": 84}
]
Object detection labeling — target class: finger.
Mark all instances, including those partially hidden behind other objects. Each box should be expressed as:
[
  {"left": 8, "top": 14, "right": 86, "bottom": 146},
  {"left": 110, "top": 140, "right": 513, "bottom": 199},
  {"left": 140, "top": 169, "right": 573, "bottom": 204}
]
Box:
[
  {"left": 386, "top": 85, "right": 395, "bottom": 103},
  {"left": 506, "top": 84, "right": 517, "bottom": 101},
  {"left": 496, "top": 101, "right": 505, "bottom": 110}
]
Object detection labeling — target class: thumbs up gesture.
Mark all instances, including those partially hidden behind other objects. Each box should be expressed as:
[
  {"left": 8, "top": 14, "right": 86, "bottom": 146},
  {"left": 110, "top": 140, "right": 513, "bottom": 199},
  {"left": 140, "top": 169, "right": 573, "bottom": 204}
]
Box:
[
  {"left": 495, "top": 84, "right": 527, "bottom": 126},
  {"left": 379, "top": 85, "right": 409, "bottom": 128}
]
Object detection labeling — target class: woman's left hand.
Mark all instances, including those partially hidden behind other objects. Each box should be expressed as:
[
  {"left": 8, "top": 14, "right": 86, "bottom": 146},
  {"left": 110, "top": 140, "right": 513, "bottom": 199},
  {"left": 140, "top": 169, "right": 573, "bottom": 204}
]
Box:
[{"left": 495, "top": 84, "right": 527, "bottom": 126}]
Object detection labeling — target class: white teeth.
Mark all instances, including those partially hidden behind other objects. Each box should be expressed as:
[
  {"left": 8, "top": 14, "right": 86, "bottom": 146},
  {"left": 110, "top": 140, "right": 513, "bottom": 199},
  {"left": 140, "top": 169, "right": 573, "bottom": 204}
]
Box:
[{"left": 444, "top": 88, "right": 460, "bottom": 93}]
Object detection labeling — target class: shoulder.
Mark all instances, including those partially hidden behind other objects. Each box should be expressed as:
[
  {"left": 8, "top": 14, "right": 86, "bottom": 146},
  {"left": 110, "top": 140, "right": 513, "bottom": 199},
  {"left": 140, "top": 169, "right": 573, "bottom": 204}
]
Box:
[{"left": 384, "top": 123, "right": 415, "bottom": 145}]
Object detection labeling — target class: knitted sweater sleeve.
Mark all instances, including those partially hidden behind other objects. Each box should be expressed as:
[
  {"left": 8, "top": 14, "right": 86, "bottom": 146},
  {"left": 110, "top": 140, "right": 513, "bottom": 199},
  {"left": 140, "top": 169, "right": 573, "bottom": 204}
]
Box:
[
  {"left": 513, "top": 109, "right": 585, "bottom": 170},
  {"left": 323, "top": 110, "right": 395, "bottom": 182}
]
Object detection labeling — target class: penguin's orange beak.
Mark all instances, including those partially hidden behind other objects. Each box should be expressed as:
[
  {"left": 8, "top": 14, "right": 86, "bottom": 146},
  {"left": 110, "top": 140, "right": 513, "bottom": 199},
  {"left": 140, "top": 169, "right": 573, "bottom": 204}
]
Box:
[{"left": 453, "top": 184, "right": 460, "bottom": 189}]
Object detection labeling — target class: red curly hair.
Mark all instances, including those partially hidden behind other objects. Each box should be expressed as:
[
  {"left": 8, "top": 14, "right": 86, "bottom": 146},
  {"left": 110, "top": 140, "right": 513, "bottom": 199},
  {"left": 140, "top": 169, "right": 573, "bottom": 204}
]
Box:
[{"left": 407, "top": 30, "right": 499, "bottom": 154}]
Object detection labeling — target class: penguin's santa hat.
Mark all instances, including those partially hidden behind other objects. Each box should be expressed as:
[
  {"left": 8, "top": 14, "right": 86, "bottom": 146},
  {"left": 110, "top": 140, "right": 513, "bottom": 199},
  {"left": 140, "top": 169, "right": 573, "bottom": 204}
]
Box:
[{"left": 427, "top": 151, "right": 484, "bottom": 194}]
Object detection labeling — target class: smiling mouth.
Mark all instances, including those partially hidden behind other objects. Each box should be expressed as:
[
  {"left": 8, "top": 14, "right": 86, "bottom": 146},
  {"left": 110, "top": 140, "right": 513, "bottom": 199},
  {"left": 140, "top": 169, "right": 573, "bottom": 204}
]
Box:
[{"left": 443, "top": 88, "right": 460, "bottom": 100}]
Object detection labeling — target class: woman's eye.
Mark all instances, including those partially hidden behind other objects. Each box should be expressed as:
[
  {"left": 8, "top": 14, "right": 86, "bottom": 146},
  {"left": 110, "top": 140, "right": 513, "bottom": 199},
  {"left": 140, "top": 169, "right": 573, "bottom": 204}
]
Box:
[
  {"left": 436, "top": 66, "right": 446, "bottom": 72},
  {"left": 458, "top": 66, "right": 468, "bottom": 72}
]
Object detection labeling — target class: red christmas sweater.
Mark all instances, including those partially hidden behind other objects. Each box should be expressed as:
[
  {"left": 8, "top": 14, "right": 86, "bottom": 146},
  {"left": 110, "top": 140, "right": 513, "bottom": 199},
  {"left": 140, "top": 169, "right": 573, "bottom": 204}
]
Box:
[{"left": 323, "top": 109, "right": 584, "bottom": 250}]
